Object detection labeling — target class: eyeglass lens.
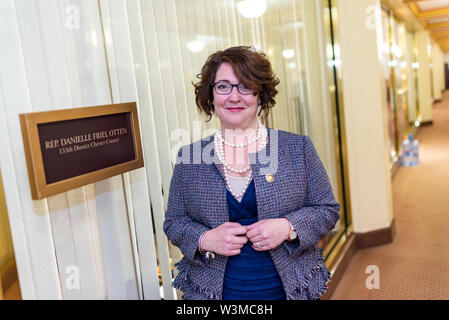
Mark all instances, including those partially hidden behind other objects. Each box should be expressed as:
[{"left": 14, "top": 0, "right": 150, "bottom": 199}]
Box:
[{"left": 213, "top": 81, "right": 253, "bottom": 95}]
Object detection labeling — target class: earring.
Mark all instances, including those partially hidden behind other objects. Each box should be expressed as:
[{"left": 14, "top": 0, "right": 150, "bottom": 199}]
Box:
[{"left": 257, "top": 104, "right": 262, "bottom": 116}]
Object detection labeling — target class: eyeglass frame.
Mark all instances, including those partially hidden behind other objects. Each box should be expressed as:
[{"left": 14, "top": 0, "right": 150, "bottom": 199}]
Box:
[{"left": 211, "top": 81, "right": 255, "bottom": 95}]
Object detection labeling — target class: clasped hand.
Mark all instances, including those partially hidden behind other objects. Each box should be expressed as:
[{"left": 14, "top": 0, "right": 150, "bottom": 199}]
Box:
[{"left": 201, "top": 219, "right": 291, "bottom": 257}]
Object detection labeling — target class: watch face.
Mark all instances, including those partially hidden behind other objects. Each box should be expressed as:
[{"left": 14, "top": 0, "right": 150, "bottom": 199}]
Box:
[{"left": 290, "top": 231, "right": 297, "bottom": 240}]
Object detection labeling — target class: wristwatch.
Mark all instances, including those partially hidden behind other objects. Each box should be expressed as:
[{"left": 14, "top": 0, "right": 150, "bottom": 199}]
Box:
[
  {"left": 198, "top": 231, "right": 215, "bottom": 260},
  {"left": 287, "top": 229, "right": 298, "bottom": 241},
  {"left": 284, "top": 219, "right": 297, "bottom": 241}
]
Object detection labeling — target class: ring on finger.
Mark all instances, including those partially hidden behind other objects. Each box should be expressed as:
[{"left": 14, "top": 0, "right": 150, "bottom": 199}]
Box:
[{"left": 256, "top": 242, "right": 261, "bottom": 249}]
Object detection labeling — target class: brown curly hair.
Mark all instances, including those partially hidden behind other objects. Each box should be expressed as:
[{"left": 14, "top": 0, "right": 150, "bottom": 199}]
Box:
[{"left": 193, "top": 46, "right": 280, "bottom": 122}]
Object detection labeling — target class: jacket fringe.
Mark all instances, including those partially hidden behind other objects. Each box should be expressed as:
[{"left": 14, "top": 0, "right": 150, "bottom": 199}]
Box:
[
  {"left": 172, "top": 259, "right": 221, "bottom": 300},
  {"left": 288, "top": 253, "right": 331, "bottom": 300}
]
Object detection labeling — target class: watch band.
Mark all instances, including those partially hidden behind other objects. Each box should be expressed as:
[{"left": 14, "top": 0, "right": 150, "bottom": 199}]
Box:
[
  {"left": 198, "top": 231, "right": 215, "bottom": 260},
  {"left": 284, "top": 218, "right": 297, "bottom": 241},
  {"left": 286, "top": 219, "right": 294, "bottom": 231},
  {"left": 198, "top": 231, "right": 207, "bottom": 254}
]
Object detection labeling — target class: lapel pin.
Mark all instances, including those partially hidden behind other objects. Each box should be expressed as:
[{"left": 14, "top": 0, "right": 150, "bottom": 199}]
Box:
[{"left": 265, "top": 174, "right": 274, "bottom": 183}]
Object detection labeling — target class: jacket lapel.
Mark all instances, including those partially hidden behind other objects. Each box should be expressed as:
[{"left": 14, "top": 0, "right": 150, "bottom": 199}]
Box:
[
  {"left": 203, "top": 135, "right": 229, "bottom": 227},
  {"left": 250, "top": 128, "right": 280, "bottom": 220}
]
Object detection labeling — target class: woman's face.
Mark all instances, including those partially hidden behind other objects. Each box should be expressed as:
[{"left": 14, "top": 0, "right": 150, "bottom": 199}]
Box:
[{"left": 212, "top": 63, "right": 259, "bottom": 131}]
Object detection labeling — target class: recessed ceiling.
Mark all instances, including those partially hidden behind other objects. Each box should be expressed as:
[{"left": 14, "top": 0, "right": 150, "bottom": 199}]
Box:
[
  {"left": 415, "top": 0, "right": 449, "bottom": 11},
  {"left": 417, "top": 0, "right": 449, "bottom": 11},
  {"left": 405, "top": 0, "right": 449, "bottom": 52},
  {"left": 427, "top": 17, "right": 449, "bottom": 24}
]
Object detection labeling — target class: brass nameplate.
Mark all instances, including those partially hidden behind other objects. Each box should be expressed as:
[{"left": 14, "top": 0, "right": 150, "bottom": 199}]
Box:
[{"left": 20, "top": 102, "right": 144, "bottom": 199}]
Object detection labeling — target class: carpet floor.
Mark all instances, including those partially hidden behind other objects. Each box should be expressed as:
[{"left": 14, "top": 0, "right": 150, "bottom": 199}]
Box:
[{"left": 330, "top": 90, "right": 449, "bottom": 300}]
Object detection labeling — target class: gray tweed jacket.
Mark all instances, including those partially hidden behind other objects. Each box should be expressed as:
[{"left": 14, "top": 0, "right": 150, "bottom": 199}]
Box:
[{"left": 163, "top": 128, "right": 340, "bottom": 300}]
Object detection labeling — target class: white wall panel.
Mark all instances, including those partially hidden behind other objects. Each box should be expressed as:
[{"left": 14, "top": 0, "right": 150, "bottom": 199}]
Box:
[
  {"left": 100, "top": 0, "right": 162, "bottom": 300},
  {"left": 0, "top": 0, "right": 61, "bottom": 299},
  {"left": 58, "top": 0, "right": 83, "bottom": 107},
  {"left": 94, "top": 177, "right": 138, "bottom": 299},
  {"left": 212, "top": 1, "right": 226, "bottom": 50},
  {"left": 1, "top": 0, "right": 144, "bottom": 300},
  {"left": 30, "top": 0, "right": 107, "bottom": 300},
  {"left": 139, "top": 0, "right": 173, "bottom": 199},
  {"left": 182, "top": 0, "right": 209, "bottom": 132},
  {"left": 65, "top": 188, "right": 106, "bottom": 299},
  {"left": 152, "top": 0, "right": 181, "bottom": 136},
  {"left": 175, "top": 0, "right": 201, "bottom": 136},
  {"left": 162, "top": 0, "right": 191, "bottom": 134},
  {"left": 78, "top": 0, "right": 140, "bottom": 299},
  {"left": 136, "top": 0, "right": 177, "bottom": 300}
]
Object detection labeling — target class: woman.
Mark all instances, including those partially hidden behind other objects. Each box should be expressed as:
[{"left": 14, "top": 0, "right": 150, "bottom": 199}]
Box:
[{"left": 163, "top": 46, "right": 340, "bottom": 300}]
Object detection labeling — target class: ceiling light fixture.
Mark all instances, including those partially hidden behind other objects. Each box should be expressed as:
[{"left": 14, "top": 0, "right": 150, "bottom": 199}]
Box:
[
  {"left": 282, "top": 49, "right": 295, "bottom": 59},
  {"left": 237, "top": 0, "right": 267, "bottom": 19},
  {"left": 187, "top": 40, "right": 205, "bottom": 53}
]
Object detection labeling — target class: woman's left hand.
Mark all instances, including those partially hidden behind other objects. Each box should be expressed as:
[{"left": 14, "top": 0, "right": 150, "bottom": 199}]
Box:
[{"left": 246, "top": 218, "right": 291, "bottom": 251}]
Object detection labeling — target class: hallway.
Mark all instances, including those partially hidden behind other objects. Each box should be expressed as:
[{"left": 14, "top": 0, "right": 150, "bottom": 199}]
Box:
[{"left": 330, "top": 91, "right": 449, "bottom": 299}]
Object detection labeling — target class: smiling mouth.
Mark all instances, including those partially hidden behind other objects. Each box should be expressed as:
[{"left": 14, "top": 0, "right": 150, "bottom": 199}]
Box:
[{"left": 227, "top": 107, "right": 244, "bottom": 112}]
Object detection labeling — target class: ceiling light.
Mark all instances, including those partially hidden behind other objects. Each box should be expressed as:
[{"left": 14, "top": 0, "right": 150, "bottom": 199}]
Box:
[
  {"left": 237, "top": 0, "right": 267, "bottom": 19},
  {"left": 187, "top": 40, "right": 205, "bottom": 53},
  {"left": 282, "top": 49, "right": 295, "bottom": 59}
]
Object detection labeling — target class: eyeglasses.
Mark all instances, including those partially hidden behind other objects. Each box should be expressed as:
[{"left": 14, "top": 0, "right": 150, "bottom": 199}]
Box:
[{"left": 212, "top": 81, "right": 254, "bottom": 95}]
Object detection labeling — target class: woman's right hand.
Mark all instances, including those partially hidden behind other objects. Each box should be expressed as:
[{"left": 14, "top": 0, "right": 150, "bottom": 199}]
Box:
[{"left": 201, "top": 222, "right": 248, "bottom": 256}]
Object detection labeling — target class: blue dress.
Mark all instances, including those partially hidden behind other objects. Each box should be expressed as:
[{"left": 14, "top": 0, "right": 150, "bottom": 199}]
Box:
[{"left": 222, "top": 180, "right": 286, "bottom": 300}]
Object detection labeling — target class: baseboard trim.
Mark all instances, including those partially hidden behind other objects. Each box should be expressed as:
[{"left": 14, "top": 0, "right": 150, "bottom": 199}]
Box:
[
  {"left": 356, "top": 218, "right": 396, "bottom": 249},
  {"left": 322, "top": 219, "right": 395, "bottom": 299},
  {"left": 391, "top": 161, "right": 400, "bottom": 178}
]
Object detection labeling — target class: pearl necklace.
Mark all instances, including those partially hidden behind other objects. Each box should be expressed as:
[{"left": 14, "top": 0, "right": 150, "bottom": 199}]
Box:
[
  {"left": 214, "top": 122, "right": 267, "bottom": 174},
  {"left": 214, "top": 122, "right": 268, "bottom": 199},
  {"left": 216, "top": 120, "right": 265, "bottom": 148}
]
